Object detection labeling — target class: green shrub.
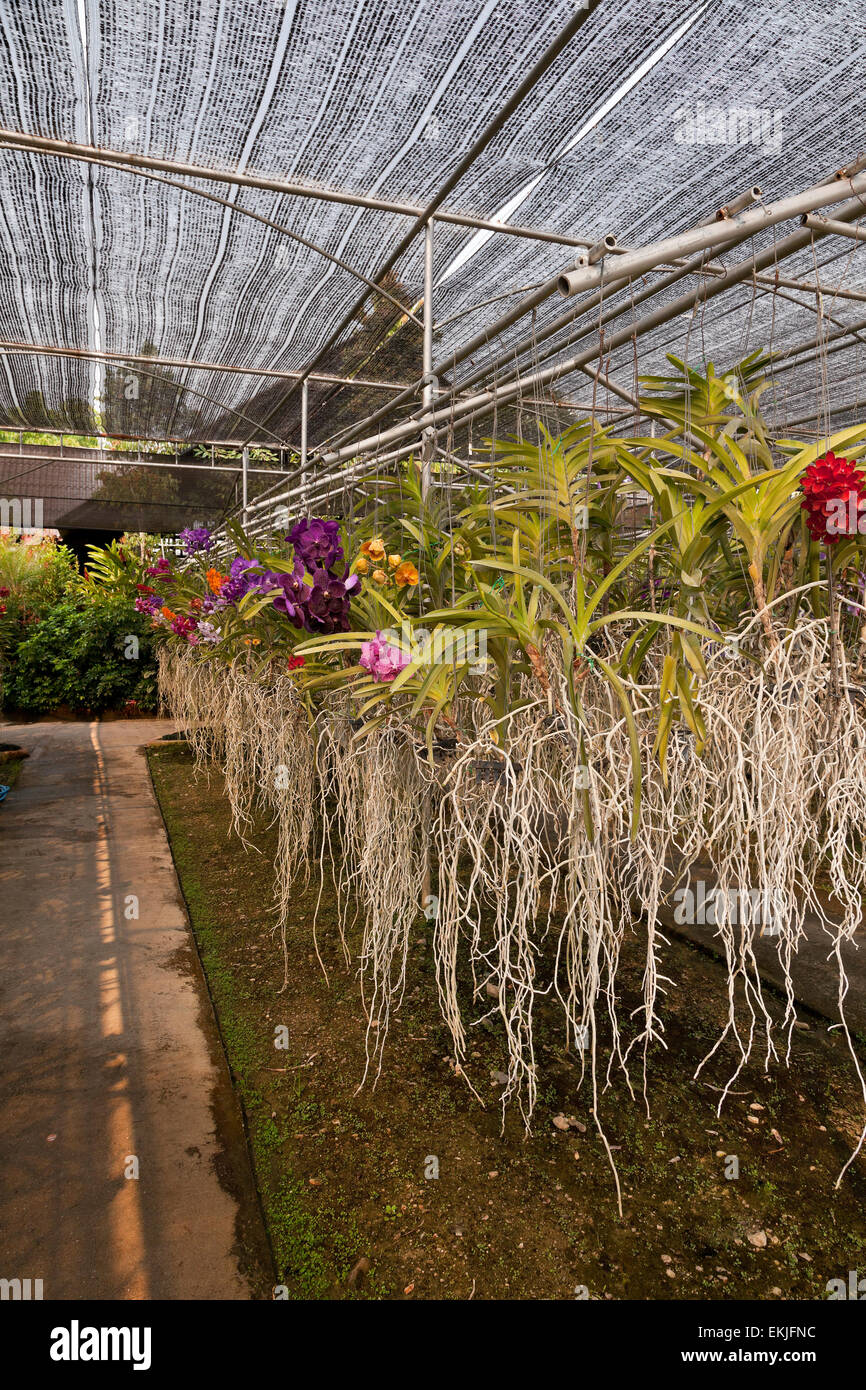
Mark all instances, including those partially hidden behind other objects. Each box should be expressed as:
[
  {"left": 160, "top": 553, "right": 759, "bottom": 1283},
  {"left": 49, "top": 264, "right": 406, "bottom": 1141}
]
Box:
[
  {"left": 2, "top": 590, "right": 160, "bottom": 715},
  {"left": 0, "top": 535, "right": 78, "bottom": 668}
]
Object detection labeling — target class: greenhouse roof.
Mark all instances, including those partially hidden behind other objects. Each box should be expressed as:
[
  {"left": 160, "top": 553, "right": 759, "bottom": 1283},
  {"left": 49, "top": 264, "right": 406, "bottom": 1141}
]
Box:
[{"left": 0, "top": 0, "right": 864, "bottom": 515}]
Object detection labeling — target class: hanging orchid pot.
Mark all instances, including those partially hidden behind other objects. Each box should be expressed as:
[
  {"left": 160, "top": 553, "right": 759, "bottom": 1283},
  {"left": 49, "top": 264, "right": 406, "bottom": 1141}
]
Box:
[
  {"left": 842, "top": 683, "right": 866, "bottom": 708},
  {"left": 471, "top": 758, "right": 505, "bottom": 785},
  {"left": 159, "top": 726, "right": 216, "bottom": 748},
  {"left": 470, "top": 754, "right": 523, "bottom": 785},
  {"left": 541, "top": 711, "right": 581, "bottom": 748},
  {"left": 430, "top": 733, "right": 458, "bottom": 763}
]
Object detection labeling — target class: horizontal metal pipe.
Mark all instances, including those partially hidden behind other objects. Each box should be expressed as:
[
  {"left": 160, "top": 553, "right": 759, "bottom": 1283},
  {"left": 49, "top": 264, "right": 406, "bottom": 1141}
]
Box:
[
  {"left": 557, "top": 169, "right": 866, "bottom": 297},
  {"left": 0, "top": 447, "right": 290, "bottom": 477},
  {"left": 0, "top": 420, "right": 285, "bottom": 449},
  {"left": 1, "top": 345, "right": 297, "bottom": 451},
  {"left": 433, "top": 282, "right": 547, "bottom": 330},
  {"left": 587, "top": 233, "right": 618, "bottom": 264},
  {"left": 273, "top": 446, "right": 498, "bottom": 519},
  {"left": 769, "top": 313, "right": 866, "bottom": 375},
  {"left": 247, "top": 449, "right": 495, "bottom": 526},
  {"left": 242, "top": 445, "right": 413, "bottom": 517},
  {"left": 757, "top": 272, "right": 866, "bottom": 303},
  {"left": 311, "top": 183, "right": 770, "bottom": 457},
  {"left": 0, "top": 338, "right": 414, "bottom": 391},
  {"left": 319, "top": 181, "right": 866, "bottom": 465},
  {"left": 803, "top": 213, "right": 866, "bottom": 243},
  {"left": 0, "top": 126, "right": 597, "bottom": 250},
  {"left": 247, "top": 1, "right": 608, "bottom": 447},
  {"left": 781, "top": 392, "right": 866, "bottom": 428}
]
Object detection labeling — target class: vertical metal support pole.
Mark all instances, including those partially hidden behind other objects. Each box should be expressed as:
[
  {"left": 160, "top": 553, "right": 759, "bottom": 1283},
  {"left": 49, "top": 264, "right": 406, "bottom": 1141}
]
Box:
[
  {"left": 300, "top": 378, "right": 309, "bottom": 515},
  {"left": 420, "top": 216, "right": 435, "bottom": 501},
  {"left": 242, "top": 446, "right": 249, "bottom": 529},
  {"left": 419, "top": 218, "right": 435, "bottom": 913}
]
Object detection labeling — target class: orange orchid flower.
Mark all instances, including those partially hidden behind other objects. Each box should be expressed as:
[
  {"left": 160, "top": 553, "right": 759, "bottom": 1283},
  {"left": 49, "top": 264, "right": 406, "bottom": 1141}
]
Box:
[
  {"left": 394, "top": 561, "right": 419, "bottom": 587},
  {"left": 360, "top": 537, "right": 386, "bottom": 563}
]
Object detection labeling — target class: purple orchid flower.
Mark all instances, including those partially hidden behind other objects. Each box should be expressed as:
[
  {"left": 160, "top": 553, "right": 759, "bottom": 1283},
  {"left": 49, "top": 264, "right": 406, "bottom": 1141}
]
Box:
[
  {"left": 219, "top": 556, "right": 272, "bottom": 604},
  {"left": 270, "top": 563, "right": 311, "bottom": 629},
  {"left": 134, "top": 593, "right": 161, "bottom": 615},
  {"left": 304, "top": 566, "right": 360, "bottom": 634},
  {"left": 180, "top": 525, "right": 213, "bottom": 555},
  {"left": 145, "top": 556, "right": 173, "bottom": 580},
  {"left": 287, "top": 517, "right": 344, "bottom": 570}
]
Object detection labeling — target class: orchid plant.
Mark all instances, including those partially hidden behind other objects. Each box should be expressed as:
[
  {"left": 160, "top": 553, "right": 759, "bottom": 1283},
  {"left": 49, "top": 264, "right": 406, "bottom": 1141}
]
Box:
[{"left": 88, "top": 354, "right": 866, "bottom": 1167}]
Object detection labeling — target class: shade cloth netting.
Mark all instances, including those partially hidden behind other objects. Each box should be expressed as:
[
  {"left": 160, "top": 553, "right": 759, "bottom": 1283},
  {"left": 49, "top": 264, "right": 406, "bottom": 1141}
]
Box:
[{"left": 0, "top": 0, "right": 861, "bottom": 458}]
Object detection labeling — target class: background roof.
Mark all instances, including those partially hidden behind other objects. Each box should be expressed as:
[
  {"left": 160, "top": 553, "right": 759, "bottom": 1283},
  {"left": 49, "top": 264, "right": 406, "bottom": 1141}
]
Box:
[{"left": 0, "top": 0, "right": 862, "bottom": 457}]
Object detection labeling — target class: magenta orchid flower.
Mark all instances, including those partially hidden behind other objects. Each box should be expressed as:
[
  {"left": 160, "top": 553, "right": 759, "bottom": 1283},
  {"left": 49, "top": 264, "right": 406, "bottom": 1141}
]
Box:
[{"left": 359, "top": 631, "right": 410, "bottom": 683}]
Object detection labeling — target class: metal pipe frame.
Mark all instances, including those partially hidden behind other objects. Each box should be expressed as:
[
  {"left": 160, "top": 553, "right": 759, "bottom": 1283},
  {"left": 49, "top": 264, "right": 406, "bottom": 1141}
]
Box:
[
  {"left": 0, "top": 420, "right": 283, "bottom": 449},
  {"left": 0, "top": 448, "right": 292, "bottom": 479},
  {"left": 420, "top": 218, "right": 436, "bottom": 500},
  {"left": 556, "top": 169, "right": 866, "bottom": 299},
  {"left": 313, "top": 178, "right": 866, "bottom": 468},
  {"left": 305, "top": 193, "right": 765, "bottom": 453},
  {"left": 242, "top": 451, "right": 404, "bottom": 524},
  {"left": 306, "top": 202, "right": 771, "bottom": 458},
  {"left": 0, "top": 126, "right": 603, "bottom": 252},
  {"left": 802, "top": 213, "right": 866, "bottom": 244},
  {"left": 316, "top": 168, "right": 866, "bottom": 458},
  {"left": 315, "top": 254, "right": 866, "bottom": 461},
  {"left": 0, "top": 1, "right": 607, "bottom": 472},
  {"left": 5, "top": 73, "right": 866, "bottom": 527},
  {"left": 244, "top": 0, "right": 607, "bottom": 444},
  {"left": 0, "top": 347, "right": 297, "bottom": 452},
  {"left": 441, "top": 173, "right": 866, "bottom": 438},
  {"left": 250, "top": 243, "right": 866, "bottom": 525},
  {"left": 0, "top": 338, "right": 414, "bottom": 392},
  {"left": 241, "top": 176, "right": 866, "bottom": 533},
  {"left": 447, "top": 208, "right": 866, "bottom": 402}
]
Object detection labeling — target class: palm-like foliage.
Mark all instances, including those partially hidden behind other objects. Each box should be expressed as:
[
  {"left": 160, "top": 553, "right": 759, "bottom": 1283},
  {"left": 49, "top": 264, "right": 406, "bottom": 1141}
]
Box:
[{"left": 125, "top": 350, "right": 866, "bottom": 824}]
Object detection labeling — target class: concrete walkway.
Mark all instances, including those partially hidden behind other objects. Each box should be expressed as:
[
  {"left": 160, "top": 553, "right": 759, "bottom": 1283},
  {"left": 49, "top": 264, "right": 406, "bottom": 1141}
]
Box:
[{"left": 0, "top": 719, "right": 271, "bottom": 1300}]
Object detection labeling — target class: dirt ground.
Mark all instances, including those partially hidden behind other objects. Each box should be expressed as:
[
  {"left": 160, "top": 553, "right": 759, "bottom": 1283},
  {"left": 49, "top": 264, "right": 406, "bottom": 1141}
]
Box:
[{"left": 148, "top": 740, "right": 866, "bottom": 1301}]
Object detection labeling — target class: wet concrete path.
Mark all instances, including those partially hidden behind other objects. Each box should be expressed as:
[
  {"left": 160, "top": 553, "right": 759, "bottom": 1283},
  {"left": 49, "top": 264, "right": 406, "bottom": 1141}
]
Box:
[{"left": 0, "top": 719, "right": 271, "bottom": 1300}]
